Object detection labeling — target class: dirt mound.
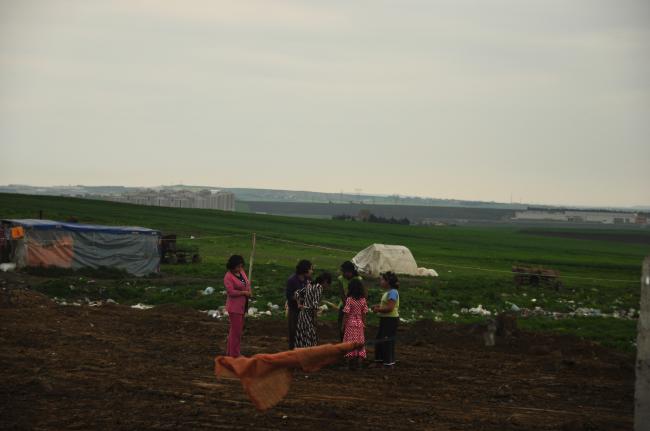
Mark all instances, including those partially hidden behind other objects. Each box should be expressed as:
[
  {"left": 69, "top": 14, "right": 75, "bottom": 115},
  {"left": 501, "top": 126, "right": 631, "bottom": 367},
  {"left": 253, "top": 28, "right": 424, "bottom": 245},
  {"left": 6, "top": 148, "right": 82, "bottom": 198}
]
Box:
[
  {"left": 0, "top": 286, "right": 54, "bottom": 308},
  {"left": 145, "top": 303, "right": 202, "bottom": 317},
  {"left": 0, "top": 286, "right": 634, "bottom": 430}
]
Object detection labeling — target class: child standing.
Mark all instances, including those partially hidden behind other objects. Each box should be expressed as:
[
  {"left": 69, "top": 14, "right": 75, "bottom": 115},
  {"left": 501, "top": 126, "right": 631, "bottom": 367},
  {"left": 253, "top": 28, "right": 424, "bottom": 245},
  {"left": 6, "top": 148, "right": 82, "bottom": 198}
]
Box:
[
  {"left": 371, "top": 272, "right": 400, "bottom": 367},
  {"left": 342, "top": 278, "right": 368, "bottom": 369},
  {"left": 295, "top": 272, "right": 331, "bottom": 348},
  {"left": 337, "top": 261, "right": 363, "bottom": 341}
]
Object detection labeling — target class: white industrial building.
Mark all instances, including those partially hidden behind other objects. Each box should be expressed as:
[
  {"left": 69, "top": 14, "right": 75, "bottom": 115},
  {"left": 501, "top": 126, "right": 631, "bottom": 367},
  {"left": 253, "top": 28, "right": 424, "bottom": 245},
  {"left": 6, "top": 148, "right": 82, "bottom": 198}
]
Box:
[
  {"left": 514, "top": 209, "right": 645, "bottom": 224},
  {"left": 112, "top": 189, "right": 235, "bottom": 211}
]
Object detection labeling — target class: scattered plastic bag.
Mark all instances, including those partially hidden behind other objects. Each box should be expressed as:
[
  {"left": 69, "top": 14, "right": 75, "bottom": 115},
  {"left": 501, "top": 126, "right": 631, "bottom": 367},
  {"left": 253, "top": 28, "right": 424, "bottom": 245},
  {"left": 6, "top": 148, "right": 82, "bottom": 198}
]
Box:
[
  {"left": 574, "top": 307, "right": 601, "bottom": 317},
  {"left": 206, "top": 310, "right": 221, "bottom": 318},
  {"left": 464, "top": 304, "right": 491, "bottom": 316},
  {"left": 416, "top": 267, "right": 439, "bottom": 277},
  {"left": 0, "top": 263, "right": 16, "bottom": 272}
]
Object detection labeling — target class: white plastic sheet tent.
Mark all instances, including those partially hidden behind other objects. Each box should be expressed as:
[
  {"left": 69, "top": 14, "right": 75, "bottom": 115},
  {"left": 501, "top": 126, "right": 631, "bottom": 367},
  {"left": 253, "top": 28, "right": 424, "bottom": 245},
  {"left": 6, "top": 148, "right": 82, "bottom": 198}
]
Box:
[{"left": 351, "top": 244, "right": 438, "bottom": 277}]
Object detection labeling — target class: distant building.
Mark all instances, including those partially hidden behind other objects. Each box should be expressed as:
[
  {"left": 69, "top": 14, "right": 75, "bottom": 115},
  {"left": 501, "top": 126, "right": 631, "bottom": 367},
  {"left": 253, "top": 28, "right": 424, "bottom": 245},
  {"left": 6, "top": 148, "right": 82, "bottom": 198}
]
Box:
[
  {"left": 357, "top": 209, "right": 371, "bottom": 221},
  {"left": 419, "top": 218, "right": 447, "bottom": 226},
  {"left": 513, "top": 208, "right": 645, "bottom": 224},
  {"left": 112, "top": 189, "right": 235, "bottom": 211}
]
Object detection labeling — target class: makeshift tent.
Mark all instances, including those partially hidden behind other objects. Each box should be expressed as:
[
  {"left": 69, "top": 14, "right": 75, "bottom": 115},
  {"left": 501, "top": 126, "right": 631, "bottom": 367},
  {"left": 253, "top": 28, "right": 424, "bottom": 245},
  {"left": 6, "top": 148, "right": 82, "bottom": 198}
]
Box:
[
  {"left": 1, "top": 219, "right": 160, "bottom": 276},
  {"left": 351, "top": 244, "right": 438, "bottom": 277}
]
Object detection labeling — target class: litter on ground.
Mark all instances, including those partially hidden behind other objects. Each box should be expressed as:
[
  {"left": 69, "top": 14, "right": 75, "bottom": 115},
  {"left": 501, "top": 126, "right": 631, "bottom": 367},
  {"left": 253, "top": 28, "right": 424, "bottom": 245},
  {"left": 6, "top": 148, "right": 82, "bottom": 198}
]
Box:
[
  {"left": 463, "top": 304, "right": 492, "bottom": 316},
  {"left": 0, "top": 263, "right": 16, "bottom": 272},
  {"left": 131, "top": 303, "right": 154, "bottom": 310}
]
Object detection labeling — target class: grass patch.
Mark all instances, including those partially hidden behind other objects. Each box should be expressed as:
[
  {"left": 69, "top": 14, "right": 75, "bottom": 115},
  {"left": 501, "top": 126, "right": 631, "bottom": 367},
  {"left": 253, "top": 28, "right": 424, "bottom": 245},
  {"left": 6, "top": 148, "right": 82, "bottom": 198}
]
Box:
[
  {"left": 2, "top": 192, "right": 647, "bottom": 352},
  {"left": 23, "top": 265, "right": 133, "bottom": 280},
  {"left": 518, "top": 316, "right": 637, "bottom": 353}
]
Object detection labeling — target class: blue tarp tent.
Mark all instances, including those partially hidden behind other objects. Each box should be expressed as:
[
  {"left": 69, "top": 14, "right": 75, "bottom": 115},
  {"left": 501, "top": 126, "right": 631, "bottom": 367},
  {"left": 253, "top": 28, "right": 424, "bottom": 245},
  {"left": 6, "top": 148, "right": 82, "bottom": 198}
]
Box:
[{"left": 1, "top": 219, "right": 160, "bottom": 276}]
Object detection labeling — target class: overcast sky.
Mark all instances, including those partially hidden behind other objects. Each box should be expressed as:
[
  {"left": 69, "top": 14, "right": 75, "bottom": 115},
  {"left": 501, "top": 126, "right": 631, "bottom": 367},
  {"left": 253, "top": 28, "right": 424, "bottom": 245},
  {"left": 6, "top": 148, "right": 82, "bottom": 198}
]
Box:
[{"left": 1, "top": 1, "right": 648, "bottom": 207}]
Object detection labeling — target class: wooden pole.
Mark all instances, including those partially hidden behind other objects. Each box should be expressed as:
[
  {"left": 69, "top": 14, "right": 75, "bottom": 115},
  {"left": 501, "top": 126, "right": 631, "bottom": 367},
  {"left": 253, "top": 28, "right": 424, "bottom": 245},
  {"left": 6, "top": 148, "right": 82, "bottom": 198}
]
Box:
[
  {"left": 248, "top": 233, "right": 256, "bottom": 282},
  {"left": 635, "top": 256, "right": 650, "bottom": 430}
]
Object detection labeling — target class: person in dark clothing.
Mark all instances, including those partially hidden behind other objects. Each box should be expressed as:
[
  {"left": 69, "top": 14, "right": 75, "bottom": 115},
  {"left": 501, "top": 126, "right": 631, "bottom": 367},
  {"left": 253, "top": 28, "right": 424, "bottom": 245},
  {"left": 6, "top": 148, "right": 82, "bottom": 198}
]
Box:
[
  {"left": 0, "top": 223, "right": 8, "bottom": 263},
  {"left": 371, "top": 272, "right": 400, "bottom": 367},
  {"left": 286, "top": 259, "right": 313, "bottom": 349}
]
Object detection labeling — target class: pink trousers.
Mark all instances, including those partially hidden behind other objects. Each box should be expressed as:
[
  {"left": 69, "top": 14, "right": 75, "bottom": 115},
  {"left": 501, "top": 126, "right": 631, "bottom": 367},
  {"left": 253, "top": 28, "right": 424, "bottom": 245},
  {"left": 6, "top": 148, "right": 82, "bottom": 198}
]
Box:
[{"left": 227, "top": 312, "right": 245, "bottom": 357}]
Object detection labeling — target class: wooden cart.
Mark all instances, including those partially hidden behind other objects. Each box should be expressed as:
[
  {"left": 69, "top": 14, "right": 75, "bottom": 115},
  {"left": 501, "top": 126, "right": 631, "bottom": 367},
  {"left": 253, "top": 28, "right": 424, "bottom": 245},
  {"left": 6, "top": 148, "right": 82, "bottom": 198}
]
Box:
[
  {"left": 512, "top": 265, "right": 562, "bottom": 290},
  {"left": 160, "top": 234, "right": 201, "bottom": 264}
]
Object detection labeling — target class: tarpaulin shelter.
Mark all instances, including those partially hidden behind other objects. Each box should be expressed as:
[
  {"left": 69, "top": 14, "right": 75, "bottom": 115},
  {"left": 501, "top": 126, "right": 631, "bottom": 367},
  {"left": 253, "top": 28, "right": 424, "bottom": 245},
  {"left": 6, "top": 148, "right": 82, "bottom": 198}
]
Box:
[
  {"left": 1, "top": 219, "right": 160, "bottom": 276},
  {"left": 351, "top": 244, "right": 438, "bottom": 277}
]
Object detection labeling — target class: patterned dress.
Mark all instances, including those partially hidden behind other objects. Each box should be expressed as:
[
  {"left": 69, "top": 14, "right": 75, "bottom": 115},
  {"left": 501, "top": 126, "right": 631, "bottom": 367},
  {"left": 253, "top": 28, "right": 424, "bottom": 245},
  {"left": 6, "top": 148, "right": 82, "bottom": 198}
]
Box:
[
  {"left": 343, "top": 297, "right": 368, "bottom": 358},
  {"left": 295, "top": 282, "right": 323, "bottom": 348}
]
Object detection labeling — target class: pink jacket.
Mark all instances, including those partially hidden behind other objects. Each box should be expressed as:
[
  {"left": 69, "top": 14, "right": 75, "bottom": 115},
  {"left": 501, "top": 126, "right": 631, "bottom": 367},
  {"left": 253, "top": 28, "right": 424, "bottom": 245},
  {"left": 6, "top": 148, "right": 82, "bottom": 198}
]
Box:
[{"left": 224, "top": 270, "right": 250, "bottom": 315}]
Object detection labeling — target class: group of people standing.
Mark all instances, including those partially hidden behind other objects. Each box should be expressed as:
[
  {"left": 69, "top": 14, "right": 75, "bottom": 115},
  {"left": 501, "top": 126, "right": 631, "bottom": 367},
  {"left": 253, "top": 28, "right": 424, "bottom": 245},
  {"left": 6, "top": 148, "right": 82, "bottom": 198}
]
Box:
[{"left": 223, "top": 255, "right": 401, "bottom": 369}]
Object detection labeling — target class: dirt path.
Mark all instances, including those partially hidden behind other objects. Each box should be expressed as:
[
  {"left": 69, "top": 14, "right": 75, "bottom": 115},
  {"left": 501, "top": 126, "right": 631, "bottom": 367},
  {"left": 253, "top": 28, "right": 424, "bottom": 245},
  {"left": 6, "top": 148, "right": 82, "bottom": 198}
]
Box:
[{"left": 0, "top": 285, "right": 634, "bottom": 430}]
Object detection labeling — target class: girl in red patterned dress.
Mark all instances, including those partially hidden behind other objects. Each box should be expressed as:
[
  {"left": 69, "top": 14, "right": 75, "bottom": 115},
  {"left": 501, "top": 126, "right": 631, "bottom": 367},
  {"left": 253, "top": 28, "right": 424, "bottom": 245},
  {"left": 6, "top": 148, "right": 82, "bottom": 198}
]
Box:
[{"left": 342, "top": 279, "right": 368, "bottom": 369}]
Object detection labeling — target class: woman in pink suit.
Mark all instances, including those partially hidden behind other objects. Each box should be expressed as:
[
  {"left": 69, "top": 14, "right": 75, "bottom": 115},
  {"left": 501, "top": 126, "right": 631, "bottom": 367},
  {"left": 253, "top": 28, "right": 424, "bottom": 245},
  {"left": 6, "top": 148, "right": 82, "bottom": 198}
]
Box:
[{"left": 224, "top": 255, "right": 251, "bottom": 357}]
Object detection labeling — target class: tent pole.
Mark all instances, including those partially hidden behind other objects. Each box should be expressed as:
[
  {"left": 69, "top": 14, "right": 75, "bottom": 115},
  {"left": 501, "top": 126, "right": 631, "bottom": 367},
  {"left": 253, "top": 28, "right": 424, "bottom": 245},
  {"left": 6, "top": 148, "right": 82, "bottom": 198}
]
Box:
[{"left": 248, "top": 233, "right": 256, "bottom": 282}]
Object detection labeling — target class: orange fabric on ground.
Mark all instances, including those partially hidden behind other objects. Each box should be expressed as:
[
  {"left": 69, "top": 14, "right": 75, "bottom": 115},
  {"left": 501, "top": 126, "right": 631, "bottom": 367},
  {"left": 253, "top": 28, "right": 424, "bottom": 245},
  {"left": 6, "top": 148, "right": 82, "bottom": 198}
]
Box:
[{"left": 215, "top": 342, "right": 359, "bottom": 411}]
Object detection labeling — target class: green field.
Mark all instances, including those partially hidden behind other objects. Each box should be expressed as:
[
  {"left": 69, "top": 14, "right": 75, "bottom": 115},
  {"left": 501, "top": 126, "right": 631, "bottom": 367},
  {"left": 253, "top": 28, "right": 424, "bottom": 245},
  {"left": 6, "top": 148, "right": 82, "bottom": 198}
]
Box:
[{"left": 1, "top": 193, "right": 648, "bottom": 352}]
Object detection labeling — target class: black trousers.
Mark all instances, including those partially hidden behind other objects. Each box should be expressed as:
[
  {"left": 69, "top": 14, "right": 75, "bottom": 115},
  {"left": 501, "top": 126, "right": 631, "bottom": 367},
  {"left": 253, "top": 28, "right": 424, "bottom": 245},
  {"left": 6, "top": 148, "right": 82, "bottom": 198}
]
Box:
[
  {"left": 288, "top": 307, "right": 299, "bottom": 350},
  {"left": 337, "top": 308, "right": 345, "bottom": 341},
  {"left": 375, "top": 317, "right": 399, "bottom": 365}
]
